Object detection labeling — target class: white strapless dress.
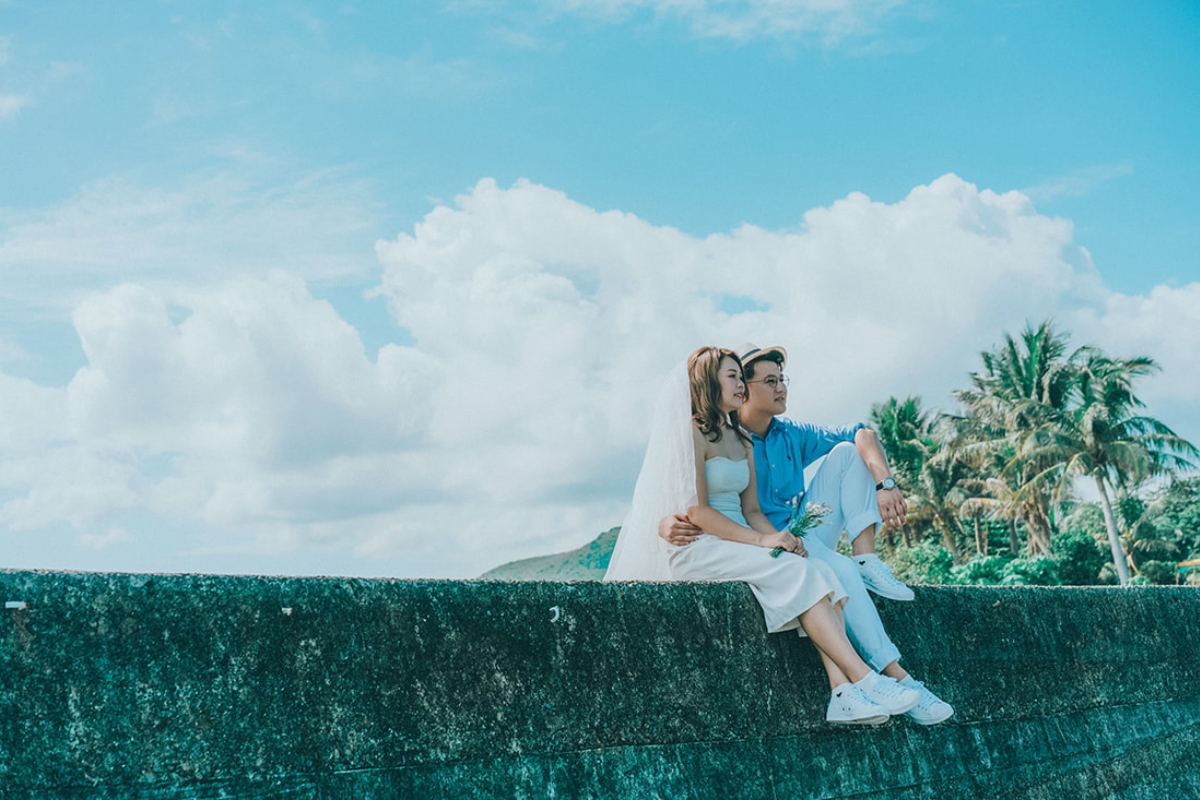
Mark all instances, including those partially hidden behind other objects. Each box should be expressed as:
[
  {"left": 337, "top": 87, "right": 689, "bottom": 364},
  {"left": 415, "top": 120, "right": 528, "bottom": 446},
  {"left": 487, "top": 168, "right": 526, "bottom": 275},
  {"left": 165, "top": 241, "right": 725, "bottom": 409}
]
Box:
[{"left": 668, "top": 457, "right": 848, "bottom": 634}]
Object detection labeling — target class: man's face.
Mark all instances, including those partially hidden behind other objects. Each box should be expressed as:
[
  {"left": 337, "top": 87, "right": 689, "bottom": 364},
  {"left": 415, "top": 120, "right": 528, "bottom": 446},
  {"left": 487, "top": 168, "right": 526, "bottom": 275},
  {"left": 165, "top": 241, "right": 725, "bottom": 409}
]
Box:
[{"left": 744, "top": 359, "right": 788, "bottom": 417}]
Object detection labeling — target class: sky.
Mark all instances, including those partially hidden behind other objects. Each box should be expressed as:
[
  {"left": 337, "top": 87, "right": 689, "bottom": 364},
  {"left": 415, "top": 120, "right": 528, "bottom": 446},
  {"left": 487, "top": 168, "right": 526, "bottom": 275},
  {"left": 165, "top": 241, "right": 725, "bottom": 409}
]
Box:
[{"left": 1, "top": 1, "right": 1198, "bottom": 579}]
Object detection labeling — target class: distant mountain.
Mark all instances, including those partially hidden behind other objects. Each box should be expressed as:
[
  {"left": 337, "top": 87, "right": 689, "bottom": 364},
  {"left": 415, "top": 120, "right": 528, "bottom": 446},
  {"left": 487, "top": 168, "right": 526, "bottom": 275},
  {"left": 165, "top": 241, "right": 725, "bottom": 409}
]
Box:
[{"left": 479, "top": 527, "right": 619, "bottom": 581}]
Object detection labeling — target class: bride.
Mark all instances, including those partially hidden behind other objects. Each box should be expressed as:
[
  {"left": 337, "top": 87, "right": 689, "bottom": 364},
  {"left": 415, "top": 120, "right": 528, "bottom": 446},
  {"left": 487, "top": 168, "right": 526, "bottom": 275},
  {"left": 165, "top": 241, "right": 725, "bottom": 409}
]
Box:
[{"left": 606, "top": 346, "right": 919, "bottom": 725}]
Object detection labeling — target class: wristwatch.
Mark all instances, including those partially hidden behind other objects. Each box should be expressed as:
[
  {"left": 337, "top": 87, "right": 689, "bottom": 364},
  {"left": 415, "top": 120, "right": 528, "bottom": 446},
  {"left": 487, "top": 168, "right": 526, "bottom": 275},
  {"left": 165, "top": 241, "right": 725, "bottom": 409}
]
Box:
[{"left": 876, "top": 476, "right": 897, "bottom": 491}]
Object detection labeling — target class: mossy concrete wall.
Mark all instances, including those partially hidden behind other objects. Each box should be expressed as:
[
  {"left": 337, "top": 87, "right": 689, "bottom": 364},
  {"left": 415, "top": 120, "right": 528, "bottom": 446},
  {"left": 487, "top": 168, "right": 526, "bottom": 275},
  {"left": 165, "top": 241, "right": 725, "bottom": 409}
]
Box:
[{"left": 1, "top": 570, "right": 1198, "bottom": 799}]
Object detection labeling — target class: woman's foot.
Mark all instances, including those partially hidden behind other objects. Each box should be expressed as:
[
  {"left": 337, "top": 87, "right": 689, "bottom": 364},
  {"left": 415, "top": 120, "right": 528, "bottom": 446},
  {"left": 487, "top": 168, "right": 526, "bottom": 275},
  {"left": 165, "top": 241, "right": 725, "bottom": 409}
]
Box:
[
  {"left": 853, "top": 671, "right": 920, "bottom": 715},
  {"left": 826, "top": 684, "right": 889, "bottom": 726}
]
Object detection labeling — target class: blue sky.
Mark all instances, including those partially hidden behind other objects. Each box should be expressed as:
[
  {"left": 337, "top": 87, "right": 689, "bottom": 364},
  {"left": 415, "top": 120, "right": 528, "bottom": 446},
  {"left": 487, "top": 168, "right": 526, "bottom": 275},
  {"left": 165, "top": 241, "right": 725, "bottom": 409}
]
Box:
[{"left": 1, "top": 1, "right": 1198, "bottom": 577}]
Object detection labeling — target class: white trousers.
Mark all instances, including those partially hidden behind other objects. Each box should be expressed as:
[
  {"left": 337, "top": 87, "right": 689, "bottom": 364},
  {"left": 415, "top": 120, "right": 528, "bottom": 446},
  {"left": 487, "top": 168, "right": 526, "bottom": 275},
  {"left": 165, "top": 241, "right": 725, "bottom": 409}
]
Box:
[{"left": 799, "top": 442, "right": 901, "bottom": 671}]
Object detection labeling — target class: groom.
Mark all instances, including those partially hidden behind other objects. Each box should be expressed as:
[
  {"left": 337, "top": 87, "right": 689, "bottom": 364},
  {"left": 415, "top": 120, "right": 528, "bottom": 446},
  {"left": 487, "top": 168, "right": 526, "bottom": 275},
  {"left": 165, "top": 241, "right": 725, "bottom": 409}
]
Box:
[{"left": 658, "top": 342, "right": 952, "bottom": 724}]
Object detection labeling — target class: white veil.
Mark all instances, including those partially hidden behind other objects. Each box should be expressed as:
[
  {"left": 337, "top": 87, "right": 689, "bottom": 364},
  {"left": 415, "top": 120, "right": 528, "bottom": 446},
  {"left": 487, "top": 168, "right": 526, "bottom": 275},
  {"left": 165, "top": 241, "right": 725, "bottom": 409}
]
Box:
[{"left": 604, "top": 362, "right": 696, "bottom": 581}]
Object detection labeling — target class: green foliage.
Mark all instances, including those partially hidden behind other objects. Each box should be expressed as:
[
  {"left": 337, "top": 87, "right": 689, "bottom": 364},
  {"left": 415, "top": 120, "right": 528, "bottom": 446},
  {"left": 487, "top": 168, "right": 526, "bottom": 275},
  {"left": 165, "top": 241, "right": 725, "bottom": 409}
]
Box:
[
  {"left": 1000, "top": 555, "right": 1063, "bottom": 586},
  {"left": 1141, "top": 477, "right": 1200, "bottom": 561},
  {"left": 886, "top": 540, "right": 956, "bottom": 585},
  {"left": 480, "top": 527, "right": 619, "bottom": 580},
  {"left": 1117, "top": 494, "right": 1147, "bottom": 530},
  {"left": 1137, "top": 560, "right": 1179, "bottom": 586},
  {"left": 1051, "top": 527, "right": 1112, "bottom": 586},
  {"left": 950, "top": 554, "right": 1011, "bottom": 585},
  {"left": 872, "top": 320, "right": 1198, "bottom": 586}
]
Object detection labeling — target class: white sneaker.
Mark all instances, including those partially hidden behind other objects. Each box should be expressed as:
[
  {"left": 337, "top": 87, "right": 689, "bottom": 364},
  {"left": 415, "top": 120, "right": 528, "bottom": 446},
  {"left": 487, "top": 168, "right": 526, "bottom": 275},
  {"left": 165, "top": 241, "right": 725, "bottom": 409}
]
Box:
[
  {"left": 826, "top": 684, "right": 889, "bottom": 726},
  {"left": 855, "top": 554, "right": 915, "bottom": 601},
  {"left": 900, "top": 677, "right": 954, "bottom": 725},
  {"left": 854, "top": 672, "right": 920, "bottom": 716}
]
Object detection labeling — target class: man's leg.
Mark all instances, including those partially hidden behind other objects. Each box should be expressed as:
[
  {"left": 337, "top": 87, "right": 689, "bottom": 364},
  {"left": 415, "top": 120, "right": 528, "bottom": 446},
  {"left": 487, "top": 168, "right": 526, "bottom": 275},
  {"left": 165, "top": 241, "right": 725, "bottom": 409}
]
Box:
[
  {"left": 805, "top": 442, "right": 914, "bottom": 601},
  {"left": 802, "top": 539, "right": 901, "bottom": 672},
  {"left": 803, "top": 536, "right": 954, "bottom": 724}
]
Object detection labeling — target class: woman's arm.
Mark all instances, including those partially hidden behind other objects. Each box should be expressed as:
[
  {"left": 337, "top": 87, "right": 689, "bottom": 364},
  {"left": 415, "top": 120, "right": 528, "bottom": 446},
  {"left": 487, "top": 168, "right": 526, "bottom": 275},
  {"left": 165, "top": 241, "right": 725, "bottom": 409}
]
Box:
[
  {"left": 686, "top": 428, "right": 799, "bottom": 552},
  {"left": 740, "top": 446, "right": 807, "bottom": 556}
]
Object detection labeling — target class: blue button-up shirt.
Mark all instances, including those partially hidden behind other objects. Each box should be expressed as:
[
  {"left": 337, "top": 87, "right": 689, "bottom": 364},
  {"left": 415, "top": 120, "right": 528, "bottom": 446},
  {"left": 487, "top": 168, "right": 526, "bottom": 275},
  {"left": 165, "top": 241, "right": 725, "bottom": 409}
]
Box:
[{"left": 750, "top": 417, "right": 865, "bottom": 530}]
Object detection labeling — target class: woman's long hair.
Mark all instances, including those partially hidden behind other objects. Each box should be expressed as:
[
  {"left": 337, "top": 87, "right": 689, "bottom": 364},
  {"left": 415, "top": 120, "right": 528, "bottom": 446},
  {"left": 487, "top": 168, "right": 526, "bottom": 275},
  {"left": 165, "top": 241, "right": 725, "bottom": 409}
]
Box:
[{"left": 687, "top": 346, "right": 750, "bottom": 445}]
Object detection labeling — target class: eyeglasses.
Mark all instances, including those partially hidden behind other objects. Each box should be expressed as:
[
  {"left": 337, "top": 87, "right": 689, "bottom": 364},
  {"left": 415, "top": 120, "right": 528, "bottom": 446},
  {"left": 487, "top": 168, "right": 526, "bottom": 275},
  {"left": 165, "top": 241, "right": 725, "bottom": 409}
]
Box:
[{"left": 747, "top": 375, "right": 789, "bottom": 390}]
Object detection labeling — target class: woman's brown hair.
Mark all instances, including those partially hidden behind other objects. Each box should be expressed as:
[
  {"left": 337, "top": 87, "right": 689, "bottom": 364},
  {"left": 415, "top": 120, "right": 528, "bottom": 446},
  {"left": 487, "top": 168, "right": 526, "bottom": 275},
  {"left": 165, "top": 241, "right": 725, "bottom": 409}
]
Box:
[{"left": 687, "top": 346, "right": 750, "bottom": 445}]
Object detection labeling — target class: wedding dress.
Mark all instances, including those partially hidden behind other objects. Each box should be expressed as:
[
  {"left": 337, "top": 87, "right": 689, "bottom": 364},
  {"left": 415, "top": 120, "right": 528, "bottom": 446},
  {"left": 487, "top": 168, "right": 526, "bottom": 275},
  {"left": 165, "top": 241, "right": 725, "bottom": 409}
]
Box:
[{"left": 605, "top": 364, "right": 847, "bottom": 634}]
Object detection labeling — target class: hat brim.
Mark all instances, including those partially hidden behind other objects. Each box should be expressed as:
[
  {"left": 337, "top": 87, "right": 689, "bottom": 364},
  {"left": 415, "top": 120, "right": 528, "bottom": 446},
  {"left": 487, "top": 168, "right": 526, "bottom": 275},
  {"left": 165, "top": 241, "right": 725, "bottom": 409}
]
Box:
[{"left": 736, "top": 343, "right": 787, "bottom": 371}]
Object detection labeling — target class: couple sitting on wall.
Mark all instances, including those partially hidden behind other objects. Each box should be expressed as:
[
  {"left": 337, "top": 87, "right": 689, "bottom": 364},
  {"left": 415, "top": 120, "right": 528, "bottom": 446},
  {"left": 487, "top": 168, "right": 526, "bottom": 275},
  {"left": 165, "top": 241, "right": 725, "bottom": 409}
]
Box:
[{"left": 605, "top": 343, "right": 953, "bottom": 727}]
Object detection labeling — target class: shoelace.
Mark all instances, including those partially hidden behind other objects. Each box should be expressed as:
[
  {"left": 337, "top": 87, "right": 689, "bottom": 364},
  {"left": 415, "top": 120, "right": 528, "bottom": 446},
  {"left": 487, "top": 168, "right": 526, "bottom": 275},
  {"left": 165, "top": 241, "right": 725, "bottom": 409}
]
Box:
[
  {"left": 904, "top": 681, "right": 941, "bottom": 708},
  {"left": 866, "top": 559, "right": 896, "bottom": 577},
  {"left": 872, "top": 681, "right": 907, "bottom": 699}
]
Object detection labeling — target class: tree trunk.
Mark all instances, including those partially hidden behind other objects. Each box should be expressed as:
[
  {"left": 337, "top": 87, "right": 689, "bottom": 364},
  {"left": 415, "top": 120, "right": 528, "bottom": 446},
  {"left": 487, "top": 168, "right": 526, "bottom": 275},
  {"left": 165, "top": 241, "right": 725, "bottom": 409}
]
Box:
[
  {"left": 1095, "top": 474, "right": 1131, "bottom": 586},
  {"left": 1008, "top": 519, "right": 1019, "bottom": 554},
  {"left": 973, "top": 515, "right": 984, "bottom": 556},
  {"left": 1024, "top": 502, "right": 1053, "bottom": 556},
  {"left": 939, "top": 515, "right": 963, "bottom": 564}
]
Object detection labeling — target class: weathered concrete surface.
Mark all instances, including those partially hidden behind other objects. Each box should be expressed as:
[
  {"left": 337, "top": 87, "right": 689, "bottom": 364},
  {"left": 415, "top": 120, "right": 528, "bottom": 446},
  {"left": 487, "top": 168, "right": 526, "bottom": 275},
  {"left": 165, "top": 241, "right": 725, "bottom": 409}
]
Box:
[{"left": 1, "top": 571, "right": 1198, "bottom": 799}]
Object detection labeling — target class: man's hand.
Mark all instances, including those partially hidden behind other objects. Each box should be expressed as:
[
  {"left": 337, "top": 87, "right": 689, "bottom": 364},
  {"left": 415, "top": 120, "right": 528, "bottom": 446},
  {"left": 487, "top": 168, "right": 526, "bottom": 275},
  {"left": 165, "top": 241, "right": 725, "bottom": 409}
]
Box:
[
  {"left": 877, "top": 488, "right": 908, "bottom": 530},
  {"left": 658, "top": 513, "right": 701, "bottom": 546}
]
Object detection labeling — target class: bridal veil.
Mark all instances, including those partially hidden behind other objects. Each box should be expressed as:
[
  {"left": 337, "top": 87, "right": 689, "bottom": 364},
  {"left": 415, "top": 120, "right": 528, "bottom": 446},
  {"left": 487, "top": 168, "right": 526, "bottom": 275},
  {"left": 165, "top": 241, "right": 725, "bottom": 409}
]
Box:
[{"left": 604, "top": 363, "right": 695, "bottom": 581}]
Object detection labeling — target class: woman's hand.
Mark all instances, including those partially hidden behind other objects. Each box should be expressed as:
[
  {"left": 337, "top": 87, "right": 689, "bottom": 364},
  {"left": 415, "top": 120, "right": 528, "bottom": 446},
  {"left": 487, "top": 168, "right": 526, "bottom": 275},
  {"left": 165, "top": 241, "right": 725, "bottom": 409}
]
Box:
[{"left": 762, "top": 530, "right": 807, "bottom": 557}]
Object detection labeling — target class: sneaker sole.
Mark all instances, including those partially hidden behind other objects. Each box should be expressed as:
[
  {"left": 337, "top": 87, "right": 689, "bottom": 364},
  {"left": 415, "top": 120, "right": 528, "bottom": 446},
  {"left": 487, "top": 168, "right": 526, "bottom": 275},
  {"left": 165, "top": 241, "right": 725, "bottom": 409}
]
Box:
[
  {"left": 906, "top": 707, "right": 954, "bottom": 725},
  {"left": 826, "top": 713, "right": 889, "bottom": 726},
  {"left": 868, "top": 694, "right": 919, "bottom": 716},
  {"left": 862, "top": 583, "right": 915, "bottom": 601}
]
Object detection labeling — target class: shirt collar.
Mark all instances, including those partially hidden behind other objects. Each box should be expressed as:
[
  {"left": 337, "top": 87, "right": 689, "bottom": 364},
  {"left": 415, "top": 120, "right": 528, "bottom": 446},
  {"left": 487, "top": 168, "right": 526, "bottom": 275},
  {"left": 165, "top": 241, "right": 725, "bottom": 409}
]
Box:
[{"left": 749, "top": 417, "right": 782, "bottom": 443}]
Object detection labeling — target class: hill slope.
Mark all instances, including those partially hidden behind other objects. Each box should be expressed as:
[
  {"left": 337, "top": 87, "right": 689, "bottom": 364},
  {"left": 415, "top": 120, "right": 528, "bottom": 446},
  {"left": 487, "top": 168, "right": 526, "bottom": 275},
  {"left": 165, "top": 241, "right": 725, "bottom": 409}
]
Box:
[{"left": 479, "top": 527, "right": 619, "bottom": 580}]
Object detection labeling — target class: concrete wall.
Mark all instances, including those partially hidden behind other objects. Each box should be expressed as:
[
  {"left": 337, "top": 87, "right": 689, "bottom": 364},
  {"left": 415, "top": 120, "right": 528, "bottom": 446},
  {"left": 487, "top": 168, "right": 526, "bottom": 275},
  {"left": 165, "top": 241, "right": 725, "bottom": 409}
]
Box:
[{"left": 1, "top": 569, "right": 1198, "bottom": 799}]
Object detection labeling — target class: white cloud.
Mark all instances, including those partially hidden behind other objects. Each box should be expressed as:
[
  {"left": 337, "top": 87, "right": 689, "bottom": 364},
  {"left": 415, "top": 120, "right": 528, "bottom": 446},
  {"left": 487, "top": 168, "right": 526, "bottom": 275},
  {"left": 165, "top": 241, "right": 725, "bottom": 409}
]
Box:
[
  {"left": 0, "top": 170, "right": 384, "bottom": 310},
  {"left": 1023, "top": 162, "right": 1135, "bottom": 203},
  {"left": 79, "top": 526, "right": 133, "bottom": 550},
  {"left": 2, "top": 174, "right": 1198, "bottom": 578},
  {"left": 1069, "top": 282, "right": 1200, "bottom": 450},
  {"left": 0, "top": 336, "right": 26, "bottom": 363},
  {"left": 0, "top": 93, "right": 30, "bottom": 120},
  {"left": 312, "top": 52, "right": 495, "bottom": 101},
  {"left": 539, "top": 0, "right": 905, "bottom": 43}
]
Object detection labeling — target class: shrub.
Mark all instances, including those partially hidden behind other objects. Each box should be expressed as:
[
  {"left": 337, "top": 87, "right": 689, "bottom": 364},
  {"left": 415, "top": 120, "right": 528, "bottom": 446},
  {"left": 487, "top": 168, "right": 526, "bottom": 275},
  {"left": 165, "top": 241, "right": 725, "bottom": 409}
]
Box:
[
  {"left": 952, "top": 555, "right": 1011, "bottom": 585},
  {"left": 1000, "top": 555, "right": 1062, "bottom": 586},
  {"left": 1137, "top": 560, "right": 1178, "bottom": 585},
  {"left": 887, "top": 540, "right": 956, "bottom": 585},
  {"left": 1052, "top": 528, "right": 1111, "bottom": 585}
]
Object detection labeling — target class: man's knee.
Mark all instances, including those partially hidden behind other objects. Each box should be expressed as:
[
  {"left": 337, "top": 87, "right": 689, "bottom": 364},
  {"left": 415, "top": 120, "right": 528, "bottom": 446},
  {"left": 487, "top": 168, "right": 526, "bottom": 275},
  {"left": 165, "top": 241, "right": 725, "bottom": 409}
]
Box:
[
  {"left": 811, "top": 548, "right": 865, "bottom": 589},
  {"left": 828, "top": 441, "right": 864, "bottom": 466}
]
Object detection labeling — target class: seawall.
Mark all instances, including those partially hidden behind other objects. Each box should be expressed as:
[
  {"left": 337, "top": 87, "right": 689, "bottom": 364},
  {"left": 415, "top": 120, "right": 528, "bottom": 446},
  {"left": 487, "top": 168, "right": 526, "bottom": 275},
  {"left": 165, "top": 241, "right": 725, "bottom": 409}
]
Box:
[{"left": 1, "top": 570, "right": 1198, "bottom": 799}]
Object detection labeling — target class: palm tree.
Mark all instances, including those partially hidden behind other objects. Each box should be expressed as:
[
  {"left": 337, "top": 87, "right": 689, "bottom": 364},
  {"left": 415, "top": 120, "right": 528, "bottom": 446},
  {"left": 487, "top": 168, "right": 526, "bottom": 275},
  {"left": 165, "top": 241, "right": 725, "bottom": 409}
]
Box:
[
  {"left": 869, "top": 396, "right": 935, "bottom": 492},
  {"left": 870, "top": 397, "right": 971, "bottom": 555},
  {"left": 1020, "top": 350, "right": 1198, "bottom": 584},
  {"left": 952, "top": 321, "right": 1077, "bottom": 556}
]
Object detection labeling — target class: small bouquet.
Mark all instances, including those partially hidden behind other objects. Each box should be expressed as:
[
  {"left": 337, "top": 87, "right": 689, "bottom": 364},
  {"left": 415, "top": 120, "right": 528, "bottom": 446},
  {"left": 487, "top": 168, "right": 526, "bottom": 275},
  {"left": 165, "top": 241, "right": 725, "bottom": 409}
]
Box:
[{"left": 770, "top": 499, "right": 832, "bottom": 558}]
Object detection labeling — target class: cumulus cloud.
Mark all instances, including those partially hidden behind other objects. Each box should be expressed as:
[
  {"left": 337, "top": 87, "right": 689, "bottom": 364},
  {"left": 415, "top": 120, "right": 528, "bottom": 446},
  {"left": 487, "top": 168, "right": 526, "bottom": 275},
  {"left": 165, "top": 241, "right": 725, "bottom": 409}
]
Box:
[
  {"left": 2, "top": 174, "right": 1197, "bottom": 577},
  {"left": 1069, "top": 282, "right": 1200, "bottom": 447},
  {"left": 377, "top": 175, "right": 1100, "bottom": 430}
]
